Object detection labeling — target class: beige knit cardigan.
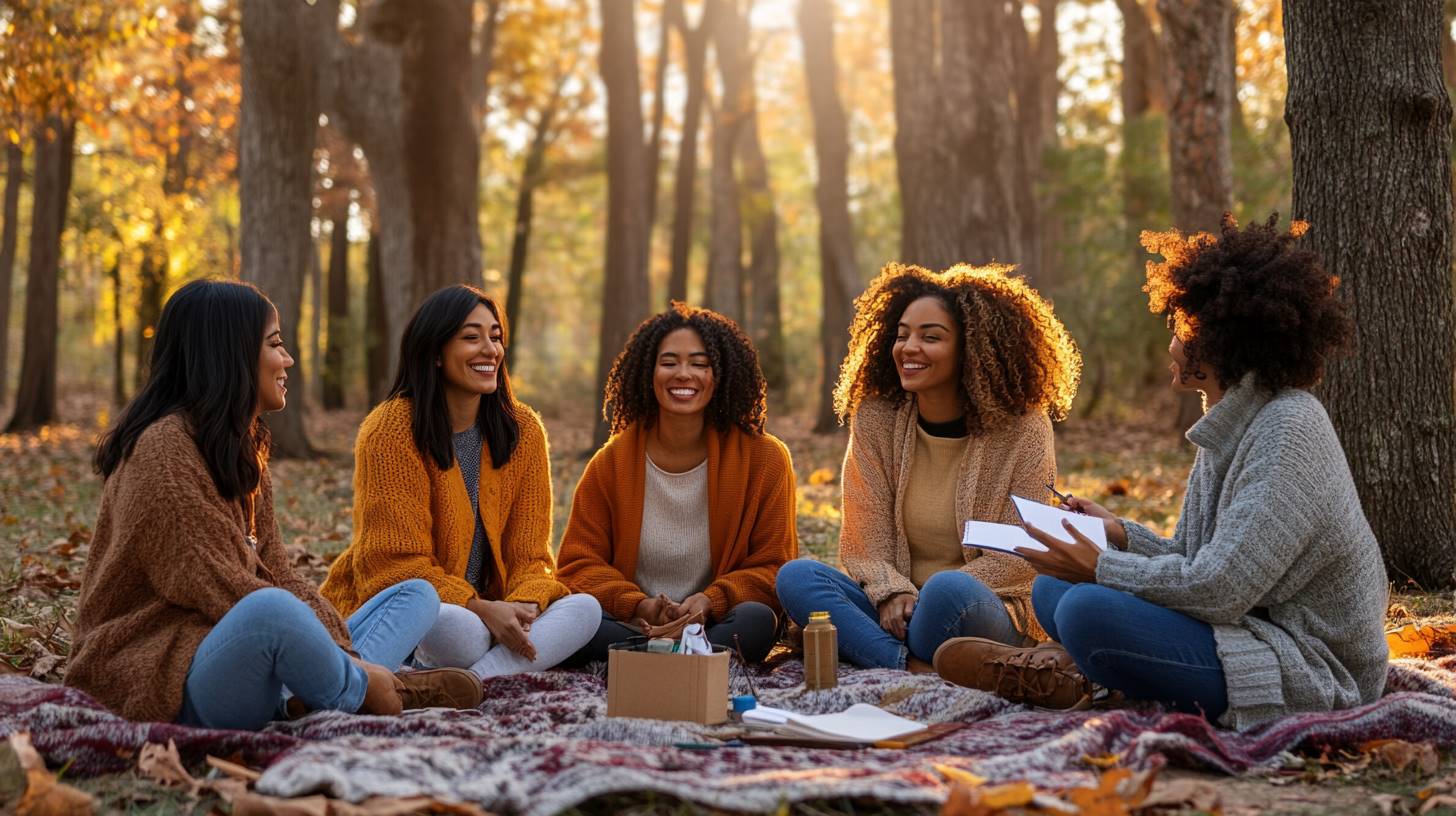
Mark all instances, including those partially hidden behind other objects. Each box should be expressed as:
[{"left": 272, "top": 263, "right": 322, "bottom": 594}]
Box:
[{"left": 838, "top": 396, "right": 1057, "bottom": 639}]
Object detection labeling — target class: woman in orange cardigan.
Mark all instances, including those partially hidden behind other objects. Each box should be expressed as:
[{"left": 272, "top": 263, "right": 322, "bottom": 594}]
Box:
[
  {"left": 322, "top": 285, "right": 599, "bottom": 679},
  {"left": 558, "top": 304, "right": 797, "bottom": 664}
]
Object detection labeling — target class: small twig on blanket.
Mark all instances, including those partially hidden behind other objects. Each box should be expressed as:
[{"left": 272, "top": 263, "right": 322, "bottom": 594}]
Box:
[{"left": 733, "top": 634, "right": 758, "bottom": 698}]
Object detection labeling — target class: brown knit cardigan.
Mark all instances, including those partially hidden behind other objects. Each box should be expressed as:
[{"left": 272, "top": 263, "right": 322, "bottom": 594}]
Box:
[
  {"left": 66, "top": 414, "right": 351, "bottom": 723},
  {"left": 838, "top": 396, "right": 1057, "bottom": 639}
]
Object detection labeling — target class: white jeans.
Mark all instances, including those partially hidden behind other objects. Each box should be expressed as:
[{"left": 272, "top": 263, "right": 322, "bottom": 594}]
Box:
[{"left": 413, "top": 593, "right": 601, "bottom": 678}]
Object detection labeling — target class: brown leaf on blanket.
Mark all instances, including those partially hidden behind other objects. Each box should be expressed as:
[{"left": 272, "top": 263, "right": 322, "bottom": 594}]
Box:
[
  {"left": 879, "top": 686, "right": 917, "bottom": 707},
  {"left": 137, "top": 740, "right": 200, "bottom": 795},
  {"left": 6, "top": 732, "right": 96, "bottom": 815},
  {"left": 232, "top": 792, "right": 331, "bottom": 815},
  {"left": 942, "top": 781, "right": 1036, "bottom": 815},
  {"left": 207, "top": 754, "right": 263, "bottom": 783},
  {"left": 1361, "top": 739, "right": 1441, "bottom": 776}
]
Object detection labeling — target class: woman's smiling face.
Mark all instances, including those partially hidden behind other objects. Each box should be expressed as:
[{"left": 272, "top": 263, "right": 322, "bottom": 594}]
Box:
[
  {"left": 653, "top": 327, "right": 716, "bottom": 419},
  {"left": 439, "top": 303, "right": 504, "bottom": 398},
  {"left": 892, "top": 295, "right": 960, "bottom": 397}
]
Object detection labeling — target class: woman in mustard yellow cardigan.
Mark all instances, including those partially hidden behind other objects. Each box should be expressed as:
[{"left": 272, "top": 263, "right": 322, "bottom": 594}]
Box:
[{"left": 322, "top": 285, "right": 599, "bottom": 678}]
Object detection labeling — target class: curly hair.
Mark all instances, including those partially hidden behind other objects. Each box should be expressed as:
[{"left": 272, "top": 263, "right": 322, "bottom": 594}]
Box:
[
  {"left": 833, "top": 262, "right": 1081, "bottom": 435},
  {"left": 603, "top": 302, "right": 768, "bottom": 436},
  {"left": 1141, "top": 214, "right": 1353, "bottom": 391}
]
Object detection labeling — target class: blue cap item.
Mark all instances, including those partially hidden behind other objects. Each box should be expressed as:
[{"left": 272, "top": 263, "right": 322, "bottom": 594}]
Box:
[{"left": 731, "top": 695, "right": 757, "bottom": 713}]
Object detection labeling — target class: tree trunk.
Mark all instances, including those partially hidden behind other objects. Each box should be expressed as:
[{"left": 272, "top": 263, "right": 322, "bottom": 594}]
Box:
[
  {"left": 1285, "top": 0, "right": 1456, "bottom": 587},
  {"left": 594, "top": 0, "right": 654, "bottom": 447},
  {"left": 309, "top": 237, "right": 324, "bottom": 404},
  {"left": 706, "top": 0, "right": 748, "bottom": 320},
  {"left": 504, "top": 100, "right": 558, "bottom": 372},
  {"left": 719, "top": 3, "right": 786, "bottom": 390},
  {"left": 1159, "top": 0, "right": 1233, "bottom": 429},
  {"left": 6, "top": 117, "right": 73, "bottom": 432},
  {"left": 322, "top": 211, "right": 350, "bottom": 410},
  {"left": 891, "top": 1, "right": 1021, "bottom": 272},
  {"left": 644, "top": 0, "right": 671, "bottom": 236},
  {"left": 110, "top": 254, "right": 125, "bottom": 406},
  {"left": 134, "top": 236, "right": 165, "bottom": 390},
  {"left": 0, "top": 140, "right": 21, "bottom": 406},
  {"left": 1008, "top": 1, "right": 1044, "bottom": 285},
  {"left": 799, "top": 0, "right": 860, "bottom": 434},
  {"left": 1118, "top": 0, "right": 1170, "bottom": 276},
  {"left": 666, "top": 0, "right": 713, "bottom": 305},
  {"left": 365, "top": 229, "right": 389, "bottom": 406},
  {"left": 240, "top": 0, "right": 319, "bottom": 457}
]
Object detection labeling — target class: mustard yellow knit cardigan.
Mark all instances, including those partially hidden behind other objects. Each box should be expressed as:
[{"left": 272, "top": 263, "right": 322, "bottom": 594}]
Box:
[{"left": 322, "top": 397, "right": 569, "bottom": 615}]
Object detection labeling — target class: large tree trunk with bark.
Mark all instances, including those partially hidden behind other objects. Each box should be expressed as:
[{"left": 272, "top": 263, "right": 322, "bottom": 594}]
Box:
[
  {"left": 322, "top": 209, "right": 350, "bottom": 410},
  {"left": 364, "top": 229, "right": 389, "bottom": 405},
  {"left": 1159, "top": 0, "right": 1233, "bottom": 429},
  {"left": 891, "top": 1, "right": 1021, "bottom": 273},
  {"left": 799, "top": 0, "right": 860, "bottom": 433},
  {"left": 504, "top": 99, "right": 559, "bottom": 372},
  {"left": 6, "top": 118, "right": 74, "bottom": 432},
  {"left": 1285, "top": 0, "right": 1456, "bottom": 588},
  {"left": 0, "top": 141, "right": 21, "bottom": 406},
  {"left": 240, "top": 0, "right": 320, "bottom": 457},
  {"left": 644, "top": 0, "right": 671, "bottom": 235},
  {"left": 594, "top": 0, "right": 654, "bottom": 447},
  {"left": 666, "top": 0, "right": 713, "bottom": 305},
  {"left": 134, "top": 236, "right": 165, "bottom": 390}
]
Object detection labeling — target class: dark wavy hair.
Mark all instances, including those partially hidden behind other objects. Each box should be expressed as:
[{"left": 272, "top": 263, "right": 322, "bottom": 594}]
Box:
[
  {"left": 603, "top": 302, "right": 767, "bottom": 435},
  {"left": 1141, "top": 214, "right": 1354, "bottom": 391},
  {"left": 834, "top": 262, "right": 1081, "bottom": 435},
  {"left": 389, "top": 285, "right": 521, "bottom": 470},
  {"left": 95, "top": 279, "right": 273, "bottom": 500}
]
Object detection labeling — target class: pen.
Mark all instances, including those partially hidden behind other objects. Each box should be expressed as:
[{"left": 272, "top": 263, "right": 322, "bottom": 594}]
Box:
[{"left": 1046, "top": 482, "right": 1083, "bottom": 513}]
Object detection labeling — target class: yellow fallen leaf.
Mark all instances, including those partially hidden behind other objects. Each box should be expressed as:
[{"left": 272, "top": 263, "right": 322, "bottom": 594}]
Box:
[
  {"left": 8, "top": 732, "right": 95, "bottom": 816},
  {"left": 934, "top": 763, "right": 987, "bottom": 788},
  {"left": 1082, "top": 753, "right": 1121, "bottom": 768}
]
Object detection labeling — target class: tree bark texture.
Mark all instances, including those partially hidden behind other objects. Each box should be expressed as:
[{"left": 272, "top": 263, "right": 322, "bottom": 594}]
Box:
[
  {"left": 6, "top": 118, "right": 73, "bottom": 432},
  {"left": 705, "top": 0, "right": 746, "bottom": 320},
  {"left": 667, "top": 0, "right": 713, "bottom": 305},
  {"left": 309, "top": 238, "right": 324, "bottom": 404},
  {"left": 891, "top": 0, "right": 1022, "bottom": 273},
  {"left": 644, "top": 0, "right": 671, "bottom": 238},
  {"left": 1118, "top": 0, "right": 1170, "bottom": 280},
  {"left": 240, "top": 0, "right": 319, "bottom": 457},
  {"left": 1159, "top": 0, "right": 1234, "bottom": 234},
  {"left": 323, "top": 212, "right": 350, "bottom": 410},
  {"left": 365, "top": 229, "right": 389, "bottom": 405},
  {"left": 1285, "top": 0, "right": 1456, "bottom": 587},
  {"left": 595, "top": 0, "right": 654, "bottom": 447},
  {"left": 134, "top": 235, "right": 164, "bottom": 390},
  {"left": 0, "top": 141, "right": 21, "bottom": 406},
  {"left": 799, "top": 0, "right": 860, "bottom": 433}
]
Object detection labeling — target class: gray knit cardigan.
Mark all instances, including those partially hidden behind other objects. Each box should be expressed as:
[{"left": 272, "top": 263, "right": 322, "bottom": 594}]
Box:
[{"left": 1095, "top": 377, "right": 1389, "bottom": 729}]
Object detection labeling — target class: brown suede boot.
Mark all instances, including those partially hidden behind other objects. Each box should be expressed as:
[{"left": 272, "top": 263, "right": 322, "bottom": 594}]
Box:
[
  {"left": 932, "top": 637, "right": 1094, "bottom": 710},
  {"left": 394, "top": 667, "right": 484, "bottom": 711}
]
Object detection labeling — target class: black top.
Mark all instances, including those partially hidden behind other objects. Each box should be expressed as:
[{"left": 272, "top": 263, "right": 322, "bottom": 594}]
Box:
[{"left": 916, "top": 413, "right": 969, "bottom": 439}]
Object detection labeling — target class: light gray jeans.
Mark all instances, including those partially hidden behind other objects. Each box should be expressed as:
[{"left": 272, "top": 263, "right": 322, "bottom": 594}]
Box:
[{"left": 414, "top": 593, "right": 601, "bottom": 678}]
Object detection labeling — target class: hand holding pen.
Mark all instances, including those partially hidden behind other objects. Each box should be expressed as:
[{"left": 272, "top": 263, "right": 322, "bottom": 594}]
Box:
[{"left": 1046, "top": 483, "right": 1129, "bottom": 550}]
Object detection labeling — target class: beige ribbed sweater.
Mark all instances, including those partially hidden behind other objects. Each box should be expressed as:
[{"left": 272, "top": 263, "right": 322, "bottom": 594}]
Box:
[{"left": 839, "top": 396, "right": 1057, "bottom": 639}]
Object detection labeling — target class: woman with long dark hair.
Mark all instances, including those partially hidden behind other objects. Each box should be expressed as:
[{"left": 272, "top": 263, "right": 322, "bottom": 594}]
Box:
[
  {"left": 322, "top": 284, "right": 599, "bottom": 678},
  {"left": 67, "top": 280, "right": 481, "bottom": 730},
  {"left": 557, "top": 303, "right": 797, "bottom": 664}
]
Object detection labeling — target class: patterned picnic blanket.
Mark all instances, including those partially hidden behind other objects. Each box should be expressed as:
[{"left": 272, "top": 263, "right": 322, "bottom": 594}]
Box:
[{"left": 5, "top": 656, "right": 1456, "bottom": 815}]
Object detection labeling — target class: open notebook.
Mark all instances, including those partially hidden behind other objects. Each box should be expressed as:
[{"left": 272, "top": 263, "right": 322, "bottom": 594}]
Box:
[
  {"left": 741, "top": 703, "right": 926, "bottom": 744},
  {"left": 962, "top": 494, "right": 1108, "bottom": 555}
]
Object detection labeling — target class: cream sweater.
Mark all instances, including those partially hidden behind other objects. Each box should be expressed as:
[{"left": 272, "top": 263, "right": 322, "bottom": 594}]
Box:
[{"left": 839, "top": 396, "right": 1057, "bottom": 638}]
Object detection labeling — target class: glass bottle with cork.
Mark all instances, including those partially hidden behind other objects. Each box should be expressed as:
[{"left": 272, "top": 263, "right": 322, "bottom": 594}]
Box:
[{"left": 802, "top": 610, "right": 838, "bottom": 690}]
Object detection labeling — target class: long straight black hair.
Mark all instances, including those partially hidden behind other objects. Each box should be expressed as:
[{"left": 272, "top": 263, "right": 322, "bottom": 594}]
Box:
[
  {"left": 389, "top": 284, "right": 521, "bottom": 470},
  {"left": 95, "top": 279, "right": 274, "bottom": 500}
]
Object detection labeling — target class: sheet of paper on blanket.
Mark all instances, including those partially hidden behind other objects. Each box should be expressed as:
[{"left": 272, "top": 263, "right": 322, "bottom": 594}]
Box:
[
  {"left": 741, "top": 703, "right": 926, "bottom": 743},
  {"left": 962, "top": 496, "right": 1108, "bottom": 555}
]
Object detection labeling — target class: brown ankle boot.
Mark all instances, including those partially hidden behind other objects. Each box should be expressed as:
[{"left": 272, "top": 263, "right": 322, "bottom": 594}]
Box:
[
  {"left": 393, "top": 667, "right": 484, "bottom": 711},
  {"left": 932, "top": 637, "right": 1093, "bottom": 710}
]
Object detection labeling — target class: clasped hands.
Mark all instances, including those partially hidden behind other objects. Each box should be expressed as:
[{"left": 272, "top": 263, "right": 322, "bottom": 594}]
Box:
[
  {"left": 467, "top": 597, "right": 541, "bottom": 661},
  {"left": 634, "top": 592, "right": 712, "bottom": 627},
  {"left": 1014, "top": 495, "right": 1129, "bottom": 583}
]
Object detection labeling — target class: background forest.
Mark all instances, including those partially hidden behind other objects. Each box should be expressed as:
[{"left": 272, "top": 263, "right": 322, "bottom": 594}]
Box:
[{"left": 0, "top": 0, "right": 1453, "bottom": 591}]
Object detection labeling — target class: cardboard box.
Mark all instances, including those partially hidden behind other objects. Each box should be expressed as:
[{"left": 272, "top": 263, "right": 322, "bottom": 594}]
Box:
[{"left": 606, "top": 644, "right": 730, "bottom": 725}]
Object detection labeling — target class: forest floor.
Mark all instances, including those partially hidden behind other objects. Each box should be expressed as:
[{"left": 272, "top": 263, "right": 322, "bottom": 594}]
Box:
[{"left": 2, "top": 388, "right": 1454, "bottom": 814}]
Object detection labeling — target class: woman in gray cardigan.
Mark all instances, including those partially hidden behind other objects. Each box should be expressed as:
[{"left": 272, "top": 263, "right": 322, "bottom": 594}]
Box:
[{"left": 934, "top": 216, "right": 1389, "bottom": 728}]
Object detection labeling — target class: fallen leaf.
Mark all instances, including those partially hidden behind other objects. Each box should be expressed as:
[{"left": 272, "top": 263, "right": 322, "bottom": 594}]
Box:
[
  {"left": 1422, "top": 794, "right": 1456, "bottom": 815},
  {"left": 878, "top": 686, "right": 917, "bottom": 707},
  {"left": 7, "top": 732, "right": 95, "bottom": 815},
  {"left": 807, "top": 467, "right": 836, "bottom": 486},
  {"left": 232, "top": 792, "right": 330, "bottom": 816},
  {"left": 934, "top": 763, "right": 987, "bottom": 789},
  {"left": 1371, "top": 792, "right": 1408, "bottom": 815},
  {"left": 1082, "top": 753, "right": 1122, "bottom": 769},
  {"left": 1362, "top": 739, "right": 1441, "bottom": 776},
  {"left": 137, "top": 740, "right": 200, "bottom": 795},
  {"left": 1140, "top": 777, "right": 1222, "bottom": 812},
  {"left": 206, "top": 754, "right": 262, "bottom": 783}
]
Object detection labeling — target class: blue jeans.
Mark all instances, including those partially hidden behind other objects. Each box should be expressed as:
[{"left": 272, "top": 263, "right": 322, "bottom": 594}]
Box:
[
  {"left": 776, "top": 559, "right": 1022, "bottom": 669},
  {"left": 178, "top": 579, "right": 440, "bottom": 730},
  {"left": 1033, "top": 576, "right": 1228, "bottom": 719}
]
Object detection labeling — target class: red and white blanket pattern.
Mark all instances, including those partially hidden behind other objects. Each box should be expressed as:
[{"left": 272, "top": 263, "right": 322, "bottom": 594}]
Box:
[{"left": 5, "top": 656, "right": 1456, "bottom": 815}]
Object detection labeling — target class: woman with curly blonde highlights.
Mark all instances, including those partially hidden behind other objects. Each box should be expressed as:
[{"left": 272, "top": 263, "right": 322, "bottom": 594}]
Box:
[{"left": 777, "top": 263, "right": 1081, "bottom": 671}]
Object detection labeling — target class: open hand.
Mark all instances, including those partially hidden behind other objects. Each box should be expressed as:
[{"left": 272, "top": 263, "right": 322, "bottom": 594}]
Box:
[
  {"left": 470, "top": 598, "right": 538, "bottom": 661},
  {"left": 1061, "top": 496, "right": 1129, "bottom": 550},
  {"left": 664, "top": 592, "right": 712, "bottom": 624},
  {"left": 877, "top": 592, "right": 916, "bottom": 640},
  {"left": 1016, "top": 519, "right": 1104, "bottom": 583}
]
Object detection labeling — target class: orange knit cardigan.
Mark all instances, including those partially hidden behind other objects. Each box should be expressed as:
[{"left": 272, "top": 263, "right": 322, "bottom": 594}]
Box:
[
  {"left": 321, "top": 397, "right": 569, "bottom": 616},
  {"left": 556, "top": 422, "right": 798, "bottom": 621}
]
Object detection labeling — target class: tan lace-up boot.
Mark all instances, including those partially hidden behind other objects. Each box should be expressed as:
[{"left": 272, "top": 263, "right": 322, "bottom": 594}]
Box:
[
  {"left": 932, "top": 637, "right": 1094, "bottom": 710},
  {"left": 394, "top": 667, "right": 484, "bottom": 711}
]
